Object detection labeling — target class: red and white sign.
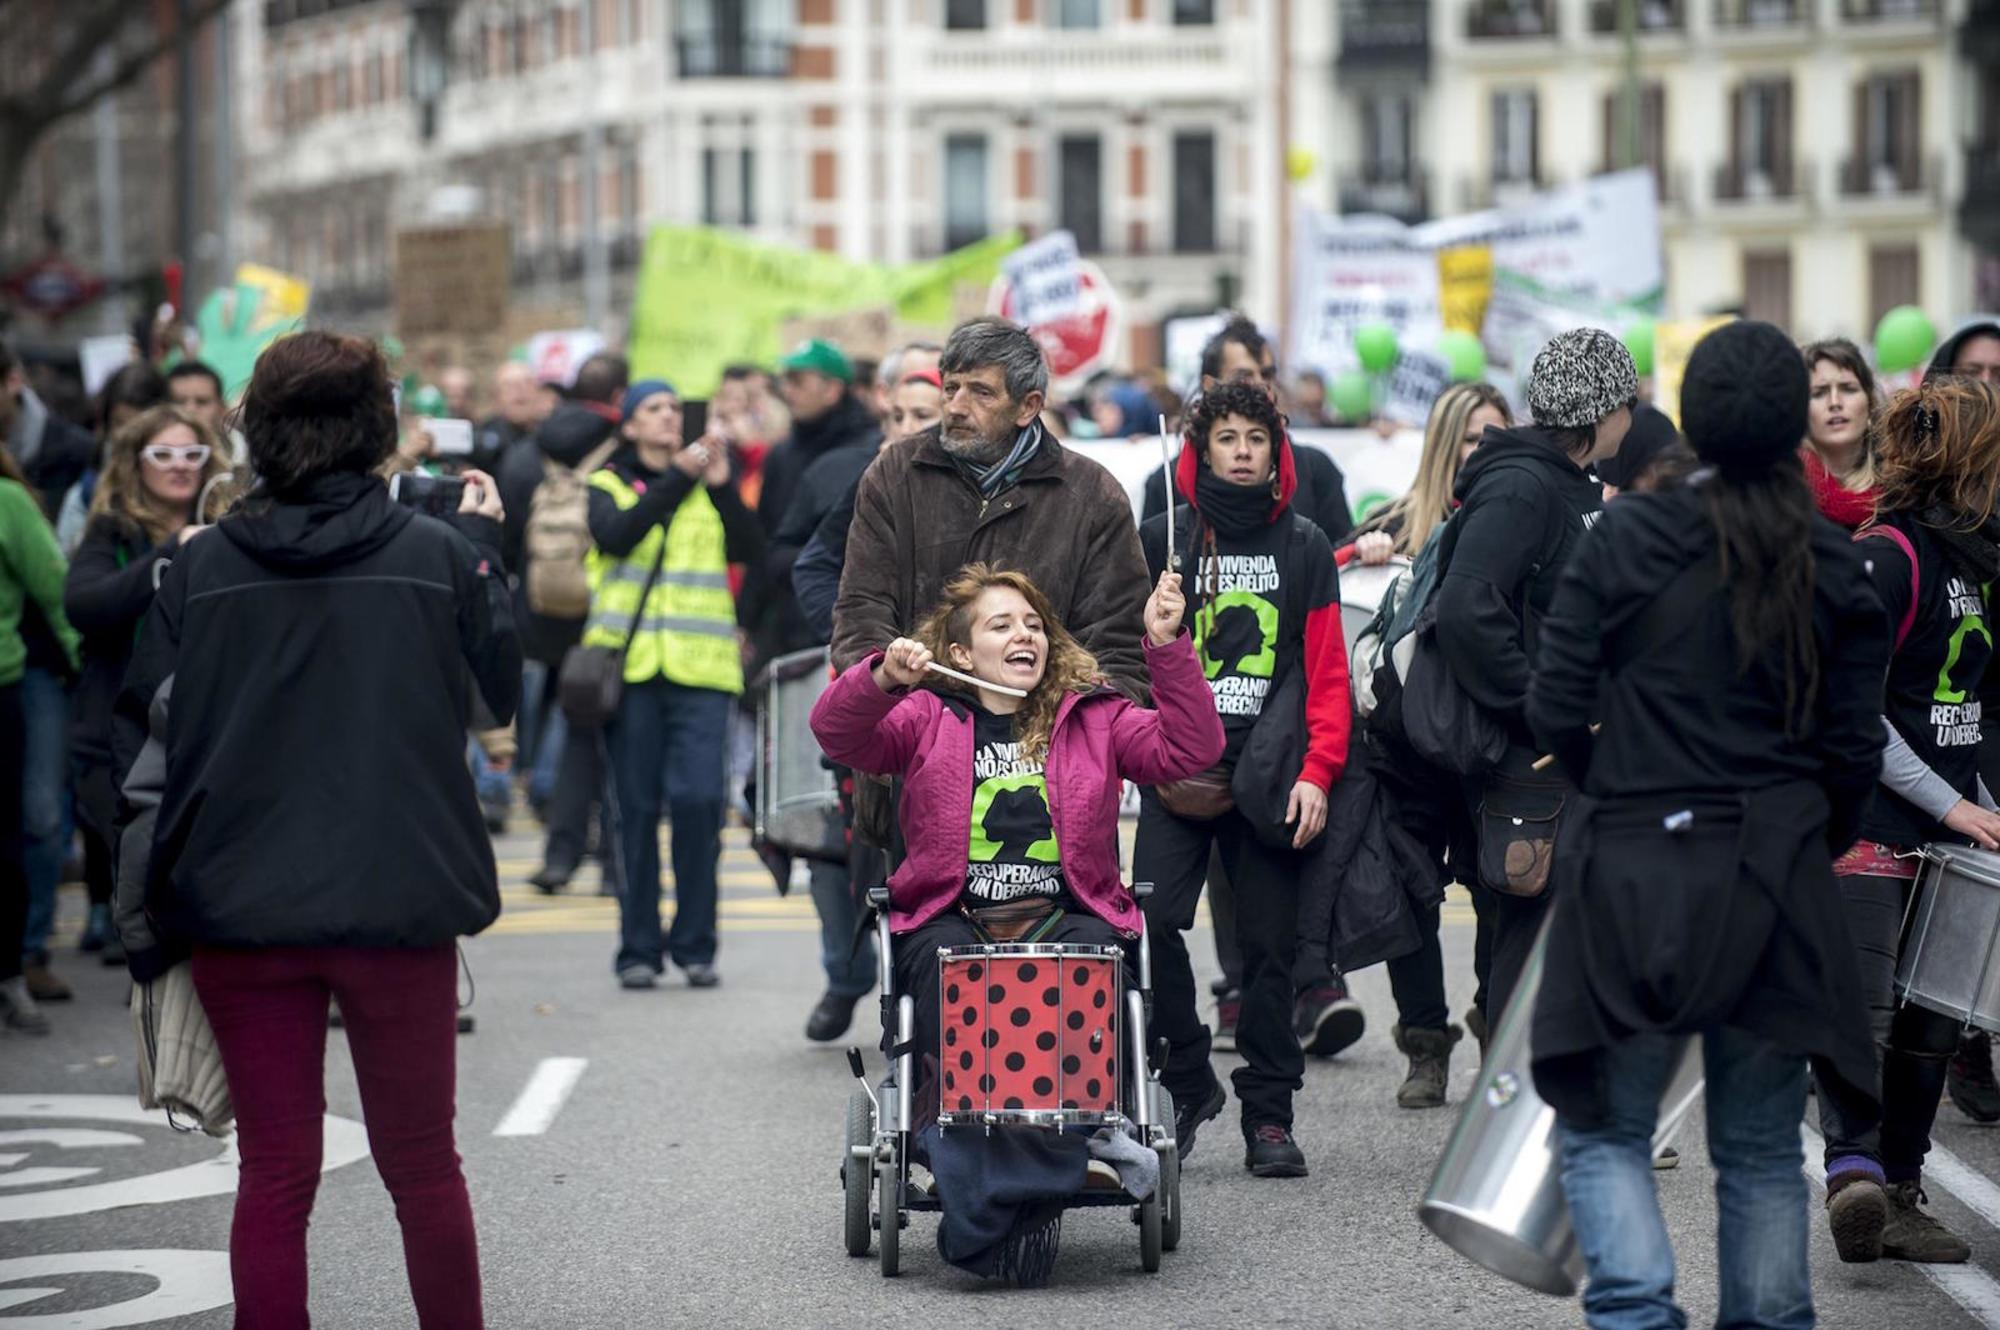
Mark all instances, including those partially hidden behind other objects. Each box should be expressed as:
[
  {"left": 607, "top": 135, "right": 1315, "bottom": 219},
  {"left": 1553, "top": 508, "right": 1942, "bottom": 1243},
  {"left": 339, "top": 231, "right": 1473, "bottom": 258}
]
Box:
[
  {"left": 992, "top": 259, "right": 1122, "bottom": 395},
  {"left": 525, "top": 329, "right": 607, "bottom": 389}
]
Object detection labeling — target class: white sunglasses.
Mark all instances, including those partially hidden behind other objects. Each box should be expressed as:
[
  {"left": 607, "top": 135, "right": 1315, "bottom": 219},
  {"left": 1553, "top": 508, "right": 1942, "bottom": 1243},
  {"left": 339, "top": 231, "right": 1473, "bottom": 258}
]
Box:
[{"left": 142, "top": 443, "right": 211, "bottom": 467}]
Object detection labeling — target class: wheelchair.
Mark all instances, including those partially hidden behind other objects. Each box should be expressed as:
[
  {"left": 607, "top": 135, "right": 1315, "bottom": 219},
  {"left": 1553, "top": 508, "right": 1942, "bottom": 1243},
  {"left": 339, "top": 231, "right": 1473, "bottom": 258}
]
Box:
[{"left": 838, "top": 883, "right": 1183, "bottom": 1278}]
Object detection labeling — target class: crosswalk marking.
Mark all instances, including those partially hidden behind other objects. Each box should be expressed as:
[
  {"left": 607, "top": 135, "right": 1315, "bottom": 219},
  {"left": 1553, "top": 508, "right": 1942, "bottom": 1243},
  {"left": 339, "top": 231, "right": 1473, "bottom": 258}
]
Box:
[{"left": 493, "top": 1058, "right": 589, "bottom": 1137}]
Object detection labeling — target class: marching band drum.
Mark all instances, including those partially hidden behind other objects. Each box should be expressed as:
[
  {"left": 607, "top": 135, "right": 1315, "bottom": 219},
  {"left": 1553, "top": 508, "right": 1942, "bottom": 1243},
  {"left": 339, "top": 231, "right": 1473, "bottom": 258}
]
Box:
[{"left": 1896, "top": 844, "right": 2000, "bottom": 1032}]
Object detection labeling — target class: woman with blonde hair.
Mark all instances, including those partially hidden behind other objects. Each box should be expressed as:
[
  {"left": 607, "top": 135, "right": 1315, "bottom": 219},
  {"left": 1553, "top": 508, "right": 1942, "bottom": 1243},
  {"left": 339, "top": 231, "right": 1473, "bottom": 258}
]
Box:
[
  {"left": 1800, "top": 337, "right": 1883, "bottom": 530},
  {"left": 64, "top": 405, "right": 232, "bottom": 963},
  {"left": 1346, "top": 382, "right": 1511, "bottom": 566}
]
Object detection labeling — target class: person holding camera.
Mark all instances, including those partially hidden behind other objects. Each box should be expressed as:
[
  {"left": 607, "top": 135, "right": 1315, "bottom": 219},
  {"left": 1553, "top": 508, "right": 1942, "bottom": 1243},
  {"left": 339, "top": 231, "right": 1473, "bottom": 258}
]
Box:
[
  {"left": 113, "top": 331, "right": 519, "bottom": 1330},
  {"left": 585, "top": 380, "right": 763, "bottom": 991}
]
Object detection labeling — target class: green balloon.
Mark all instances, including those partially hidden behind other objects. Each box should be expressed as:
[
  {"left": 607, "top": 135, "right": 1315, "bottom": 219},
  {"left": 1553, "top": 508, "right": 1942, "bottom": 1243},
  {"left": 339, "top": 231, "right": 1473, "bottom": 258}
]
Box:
[
  {"left": 1438, "top": 330, "right": 1488, "bottom": 382},
  {"left": 1354, "top": 322, "right": 1400, "bottom": 375},
  {"left": 1623, "top": 320, "right": 1656, "bottom": 377},
  {"left": 1329, "top": 370, "right": 1374, "bottom": 423},
  {"left": 1874, "top": 304, "right": 1937, "bottom": 375}
]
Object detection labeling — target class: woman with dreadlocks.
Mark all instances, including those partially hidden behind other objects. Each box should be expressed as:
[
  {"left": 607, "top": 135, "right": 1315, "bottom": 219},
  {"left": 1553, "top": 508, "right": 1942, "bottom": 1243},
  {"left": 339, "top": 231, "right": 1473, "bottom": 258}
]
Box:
[{"left": 1523, "top": 320, "right": 1892, "bottom": 1325}]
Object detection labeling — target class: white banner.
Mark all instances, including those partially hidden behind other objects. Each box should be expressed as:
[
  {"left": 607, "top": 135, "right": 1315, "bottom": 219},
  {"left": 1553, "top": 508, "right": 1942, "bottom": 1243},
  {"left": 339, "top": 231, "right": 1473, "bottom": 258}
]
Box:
[
  {"left": 1289, "top": 211, "right": 1443, "bottom": 381},
  {"left": 1412, "top": 170, "right": 1664, "bottom": 307}
]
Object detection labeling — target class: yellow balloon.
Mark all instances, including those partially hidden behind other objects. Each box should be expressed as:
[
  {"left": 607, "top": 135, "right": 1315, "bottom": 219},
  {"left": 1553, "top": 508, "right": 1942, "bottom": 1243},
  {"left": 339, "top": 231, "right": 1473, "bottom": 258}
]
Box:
[{"left": 1286, "top": 148, "right": 1316, "bottom": 183}]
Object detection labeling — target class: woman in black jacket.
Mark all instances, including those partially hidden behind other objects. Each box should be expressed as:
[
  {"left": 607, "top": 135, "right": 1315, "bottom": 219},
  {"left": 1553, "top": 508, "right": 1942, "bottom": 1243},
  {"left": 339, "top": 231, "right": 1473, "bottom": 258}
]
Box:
[
  {"left": 115, "top": 332, "right": 520, "bottom": 1329},
  {"left": 1526, "top": 319, "right": 1889, "bottom": 1329},
  {"left": 63, "top": 404, "right": 232, "bottom": 963},
  {"left": 1434, "top": 327, "right": 1635, "bottom": 1029}
]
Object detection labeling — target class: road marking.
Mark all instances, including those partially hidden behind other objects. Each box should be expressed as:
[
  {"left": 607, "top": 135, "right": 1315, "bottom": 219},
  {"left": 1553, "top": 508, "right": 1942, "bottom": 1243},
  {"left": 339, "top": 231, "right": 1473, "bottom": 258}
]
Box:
[
  {"left": 494, "top": 1058, "right": 588, "bottom": 1137},
  {"left": 1801, "top": 1125, "right": 2000, "bottom": 1328},
  {"left": 0, "top": 1249, "right": 232, "bottom": 1327}
]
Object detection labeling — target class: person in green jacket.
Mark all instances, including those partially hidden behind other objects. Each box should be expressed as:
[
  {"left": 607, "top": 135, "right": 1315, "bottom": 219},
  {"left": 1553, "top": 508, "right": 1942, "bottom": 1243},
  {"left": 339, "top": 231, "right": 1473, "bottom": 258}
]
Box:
[{"left": 0, "top": 441, "right": 80, "bottom": 1034}]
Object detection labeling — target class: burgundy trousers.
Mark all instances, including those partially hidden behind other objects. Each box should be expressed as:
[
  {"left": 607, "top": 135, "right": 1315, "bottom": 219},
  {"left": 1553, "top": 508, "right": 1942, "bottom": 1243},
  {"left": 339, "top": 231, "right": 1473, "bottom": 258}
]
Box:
[{"left": 192, "top": 943, "right": 482, "bottom": 1329}]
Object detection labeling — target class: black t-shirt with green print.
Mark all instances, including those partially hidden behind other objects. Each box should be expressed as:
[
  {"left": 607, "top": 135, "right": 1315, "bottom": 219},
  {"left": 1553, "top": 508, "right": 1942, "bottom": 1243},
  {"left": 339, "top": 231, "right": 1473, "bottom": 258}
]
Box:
[{"left": 962, "top": 704, "right": 1068, "bottom": 905}]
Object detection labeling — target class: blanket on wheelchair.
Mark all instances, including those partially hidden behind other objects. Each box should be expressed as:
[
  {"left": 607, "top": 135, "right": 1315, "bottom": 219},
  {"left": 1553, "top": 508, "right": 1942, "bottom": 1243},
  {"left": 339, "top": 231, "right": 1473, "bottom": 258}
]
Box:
[{"left": 919, "top": 1123, "right": 1089, "bottom": 1286}]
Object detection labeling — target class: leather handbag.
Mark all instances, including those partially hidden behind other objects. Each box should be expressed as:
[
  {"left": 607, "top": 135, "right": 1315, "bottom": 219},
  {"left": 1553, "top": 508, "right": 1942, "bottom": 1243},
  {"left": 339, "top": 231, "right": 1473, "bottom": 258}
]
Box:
[{"left": 558, "top": 537, "right": 668, "bottom": 730}]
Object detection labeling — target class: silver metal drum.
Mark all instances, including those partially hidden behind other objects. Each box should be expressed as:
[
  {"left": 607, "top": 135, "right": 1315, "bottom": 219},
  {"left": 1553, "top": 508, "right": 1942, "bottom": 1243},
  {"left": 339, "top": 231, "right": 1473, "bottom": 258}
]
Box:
[
  {"left": 1337, "top": 555, "right": 1410, "bottom": 646},
  {"left": 1896, "top": 844, "right": 2000, "bottom": 1032},
  {"left": 1419, "top": 926, "right": 1704, "bottom": 1296},
  {"left": 754, "top": 646, "right": 846, "bottom": 862}
]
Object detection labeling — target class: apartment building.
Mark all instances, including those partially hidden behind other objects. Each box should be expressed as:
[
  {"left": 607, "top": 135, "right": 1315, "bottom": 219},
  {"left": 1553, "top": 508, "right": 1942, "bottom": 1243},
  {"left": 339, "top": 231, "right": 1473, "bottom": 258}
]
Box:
[
  {"left": 1294, "top": 0, "right": 1988, "bottom": 342},
  {"left": 238, "top": 0, "right": 1286, "bottom": 362}
]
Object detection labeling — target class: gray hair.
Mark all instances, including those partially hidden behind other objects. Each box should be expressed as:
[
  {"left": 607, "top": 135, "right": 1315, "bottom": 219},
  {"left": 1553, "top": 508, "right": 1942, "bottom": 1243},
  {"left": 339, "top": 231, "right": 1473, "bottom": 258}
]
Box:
[
  {"left": 942, "top": 318, "right": 1048, "bottom": 403},
  {"left": 879, "top": 340, "right": 945, "bottom": 389}
]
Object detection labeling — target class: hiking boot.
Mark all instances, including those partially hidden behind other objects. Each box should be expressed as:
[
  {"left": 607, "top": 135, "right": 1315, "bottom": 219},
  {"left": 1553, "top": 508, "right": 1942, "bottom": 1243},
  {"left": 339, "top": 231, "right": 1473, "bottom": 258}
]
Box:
[
  {"left": 0, "top": 978, "right": 51, "bottom": 1035},
  {"left": 806, "top": 990, "right": 863, "bottom": 1042},
  {"left": 1296, "top": 981, "right": 1366, "bottom": 1058},
  {"left": 618, "top": 966, "right": 657, "bottom": 991},
  {"left": 1393, "top": 1023, "right": 1461, "bottom": 1109},
  {"left": 1465, "top": 1005, "right": 1490, "bottom": 1063},
  {"left": 1244, "top": 1124, "right": 1309, "bottom": 1179},
  {"left": 1949, "top": 1030, "right": 2000, "bottom": 1124},
  {"left": 23, "top": 963, "right": 71, "bottom": 1003},
  {"left": 1881, "top": 1181, "right": 1971, "bottom": 1263},
  {"left": 1174, "top": 1078, "right": 1227, "bottom": 1162},
  {"left": 1825, "top": 1172, "right": 1889, "bottom": 1264},
  {"left": 1212, "top": 989, "right": 1241, "bottom": 1053}
]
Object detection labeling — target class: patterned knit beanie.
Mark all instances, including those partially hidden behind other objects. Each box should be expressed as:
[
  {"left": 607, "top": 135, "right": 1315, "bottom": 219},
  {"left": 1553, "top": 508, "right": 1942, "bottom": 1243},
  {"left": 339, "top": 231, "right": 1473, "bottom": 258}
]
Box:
[{"left": 1527, "top": 328, "right": 1639, "bottom": 429}]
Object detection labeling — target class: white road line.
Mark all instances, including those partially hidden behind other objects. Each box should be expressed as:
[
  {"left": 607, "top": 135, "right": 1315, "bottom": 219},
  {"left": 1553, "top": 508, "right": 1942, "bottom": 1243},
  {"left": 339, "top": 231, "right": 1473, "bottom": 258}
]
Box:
[
  {"left": 493, "top": 1058, "right": 588, "bottom": 1138},
  {"left": 1801, "top": 1126, "right": 2000, "bottom": 1328}
]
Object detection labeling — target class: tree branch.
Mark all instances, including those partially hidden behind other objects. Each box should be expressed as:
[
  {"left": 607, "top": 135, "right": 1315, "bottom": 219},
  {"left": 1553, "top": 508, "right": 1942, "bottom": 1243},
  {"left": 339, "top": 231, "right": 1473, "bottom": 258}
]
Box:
[
  {"left": 46, "top": 0, "right": 236, "bottom": 123},
  {"left": 15, "top": 0, "right": 130, "bottom": 120}
]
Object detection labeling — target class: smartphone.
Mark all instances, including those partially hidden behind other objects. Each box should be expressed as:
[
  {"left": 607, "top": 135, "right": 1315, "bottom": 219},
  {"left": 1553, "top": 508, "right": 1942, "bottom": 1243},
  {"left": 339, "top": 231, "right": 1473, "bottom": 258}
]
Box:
[
  {"left": 680, "top": 400, "right": 708, "bottom": 444},
  {"left": 389, "top": 471, "right": 467, "bottom": 517},
  {"left": 426, "top": 417, "right": 475, "bottom": 456}
]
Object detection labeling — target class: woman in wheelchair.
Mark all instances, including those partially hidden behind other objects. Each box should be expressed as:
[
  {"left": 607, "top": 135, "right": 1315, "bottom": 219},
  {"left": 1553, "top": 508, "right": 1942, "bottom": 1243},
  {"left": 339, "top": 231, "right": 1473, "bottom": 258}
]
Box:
[{"left": 811, "top": 562, "right": 1223, "bottom": 1091}]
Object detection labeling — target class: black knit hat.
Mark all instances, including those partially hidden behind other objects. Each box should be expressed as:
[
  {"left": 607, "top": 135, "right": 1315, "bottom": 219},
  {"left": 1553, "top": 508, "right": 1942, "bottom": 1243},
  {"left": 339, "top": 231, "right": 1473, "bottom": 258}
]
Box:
[
  {"left": 1679, "top": 320, "right": 1807, "bottom": 476},
  {"left": 1594, "top": 403, "right": 1679, "bottom": 490}
]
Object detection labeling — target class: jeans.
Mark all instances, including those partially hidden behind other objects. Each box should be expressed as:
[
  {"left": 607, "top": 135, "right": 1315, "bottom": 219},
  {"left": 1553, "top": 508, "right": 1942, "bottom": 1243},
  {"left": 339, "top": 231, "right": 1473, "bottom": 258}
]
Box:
[
  {"left": 468, "top": 738, "right": 511, "bottom": 809},
  {"left": 810, "top": 858, "right": 876, "bottom": 999},
  {"left": 1558, "top": 1028, "right": 1811, "bottom": 1330},
  {"left": 192, "top": 943, "right": 481, "bottom": 1329},
  {"left": 609, "top": 679, "right": 732, "bottom": 973},
  {"left": 18, "top": 666, "right": 68, "bottom": 963},
  {"left": 1815, "top": 871, "right": 1960, "bottom": 1182},
  {"left": 517, "top": 660, "right": 550, "bottom": 778},
  {"left": 1134, "top": 794, "right": 1304, "bottom": 1131}
]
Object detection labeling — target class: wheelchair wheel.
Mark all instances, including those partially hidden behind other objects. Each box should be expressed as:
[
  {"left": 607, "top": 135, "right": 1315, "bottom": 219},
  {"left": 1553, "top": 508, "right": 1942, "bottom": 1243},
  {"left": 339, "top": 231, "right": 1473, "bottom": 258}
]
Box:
[
  {"left": 843, "top": 1089, "right": 873, "bottom": 1258},
  {"left": 1139, "top": 1190, "right": 1163, "bottom": 1272},
  {"left": 878, "top": 1136, "right": 902, "bottom": 1277},
  {"left": 1158, "top": 1090, "right": 1182, "bottom": 1253}
]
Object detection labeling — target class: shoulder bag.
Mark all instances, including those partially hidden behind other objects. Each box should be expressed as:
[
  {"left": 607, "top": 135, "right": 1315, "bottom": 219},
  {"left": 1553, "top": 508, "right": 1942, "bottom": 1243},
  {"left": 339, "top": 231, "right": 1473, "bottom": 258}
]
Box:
[{"left": 558, "top": 535, "right": 668, "bottom": 730}]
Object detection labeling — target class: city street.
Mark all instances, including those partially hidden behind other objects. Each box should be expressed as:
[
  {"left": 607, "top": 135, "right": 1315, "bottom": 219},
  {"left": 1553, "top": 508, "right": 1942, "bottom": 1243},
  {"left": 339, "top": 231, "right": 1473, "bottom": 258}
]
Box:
[{"left": 2, "top": 821, "right": 1997, "bottom": 1329}]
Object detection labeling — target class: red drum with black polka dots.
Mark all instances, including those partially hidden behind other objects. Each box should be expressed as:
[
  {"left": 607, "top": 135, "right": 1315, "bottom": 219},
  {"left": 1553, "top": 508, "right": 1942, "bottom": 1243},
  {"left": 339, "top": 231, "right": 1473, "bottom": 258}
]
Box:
[{"left": 937, "top": 944, "right": 1122, "bottom": 1124}]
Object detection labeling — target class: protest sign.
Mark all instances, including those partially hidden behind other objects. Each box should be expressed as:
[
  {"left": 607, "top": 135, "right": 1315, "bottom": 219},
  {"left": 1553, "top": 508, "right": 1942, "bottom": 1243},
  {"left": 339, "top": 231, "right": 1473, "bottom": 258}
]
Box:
[
  {"left": 998, "top": 231, "right": 1084, "bottom": 329},
  {"left": 1653, "top": 317, "right": 1734, "bottom": 425},
  {"left": 994, "top": 259, "right": 1122, "bottom": 393},
  {"left": 394, "top": 224, "right": 511, "bottom": 337},
  {"left": 77, "top": 335, "right": 135, "bottom": 397},
  {"left": 194, "top": 264, "right": 312, "bottom": 399},
  {"left": 1381, "top": 349, "right": 1452, "bottom": 427},
  {"left": 526, "top": 329, "right": 608, "bottom": 389},
  {"left": 1289, "top": 212, "right": 1442, "bottom": 377}
]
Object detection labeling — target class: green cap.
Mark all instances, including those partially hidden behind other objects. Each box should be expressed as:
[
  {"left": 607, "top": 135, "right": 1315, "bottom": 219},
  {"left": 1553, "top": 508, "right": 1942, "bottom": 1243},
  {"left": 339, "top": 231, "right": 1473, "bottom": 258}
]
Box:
[{"left": 779, "top": 338, "right": 853, "bottom": 383}]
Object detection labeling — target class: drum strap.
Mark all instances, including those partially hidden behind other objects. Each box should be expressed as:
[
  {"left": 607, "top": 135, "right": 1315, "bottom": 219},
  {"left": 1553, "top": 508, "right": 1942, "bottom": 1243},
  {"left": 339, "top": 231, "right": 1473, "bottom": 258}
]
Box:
[{"left": 964, "top": 899, "right": 1065, "bottom": 944}]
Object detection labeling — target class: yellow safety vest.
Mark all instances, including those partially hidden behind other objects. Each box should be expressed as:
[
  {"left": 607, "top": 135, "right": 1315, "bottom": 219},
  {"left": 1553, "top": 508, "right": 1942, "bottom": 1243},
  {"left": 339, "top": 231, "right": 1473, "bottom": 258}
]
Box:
[{"left": 582, "top": 470, "right": 743, "bottom": 695}]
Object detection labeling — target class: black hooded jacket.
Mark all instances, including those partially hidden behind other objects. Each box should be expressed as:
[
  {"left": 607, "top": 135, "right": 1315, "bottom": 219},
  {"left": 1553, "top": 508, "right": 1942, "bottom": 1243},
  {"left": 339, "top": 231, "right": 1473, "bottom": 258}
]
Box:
[
  {"left": 1434, "top": 425, "right": 1605, "bottom": 744},
  {"left": 1928, "top": 318, "right": 2000, "bottom": 380},
  {"left": 113, "top": 471, "right": 521, "bottom": 956}
]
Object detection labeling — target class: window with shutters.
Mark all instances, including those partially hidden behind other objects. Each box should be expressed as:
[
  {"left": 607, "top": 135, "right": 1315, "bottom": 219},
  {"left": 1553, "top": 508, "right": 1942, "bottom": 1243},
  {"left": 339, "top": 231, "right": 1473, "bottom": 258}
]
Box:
[
  {"left": 945, "top": 0, "right": 988, "bottom": 28},
  {"left": 1058, "top": 134, "right": 1104, "bottom": 253},
  {"left": 1723, "top": 78, "right": 1794, "bottom": 198},
  {"left": 1491, "top": 89, "right": 1539, "bottom": 186},
  {"left": 1363, "top": 92, "right": 1416, "bottom": 184},
  {"left": 678, "top": 0, "right": 793, "bottom": 76},
  {"left": 1174, "top": 0, "right": 1217, "bottom": 20},
  {"left": 945, "top": 134, "right": 991, "bottom": 251},
  {"left": 1868, "top": 244, "right": 1920, "bottom": 326},
  {"left": 1742, "top": 249, "right": 1793, "bottom": 332},
  {"left": 1846, "top": 71, "right": 1923, "bottom": 194},
  {"left": 1602, "top": 84, "right": 1668, "bottom": 196},
  {"left": 1173, "top": 130, "right": 1218, "bottom": 253}
]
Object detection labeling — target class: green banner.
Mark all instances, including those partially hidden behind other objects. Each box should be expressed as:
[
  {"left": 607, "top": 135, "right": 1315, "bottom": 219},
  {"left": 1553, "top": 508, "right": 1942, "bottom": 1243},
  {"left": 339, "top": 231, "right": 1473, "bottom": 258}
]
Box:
[{"left": 627, "top": 227, "right": 1020, "bottom": 396}]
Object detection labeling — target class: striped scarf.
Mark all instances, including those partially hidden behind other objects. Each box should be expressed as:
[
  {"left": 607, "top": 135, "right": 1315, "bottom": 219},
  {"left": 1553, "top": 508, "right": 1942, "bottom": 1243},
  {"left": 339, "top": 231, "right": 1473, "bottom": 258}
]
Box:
[{"left": 953, "top": 422, "right": 1044, "bottom": 500}]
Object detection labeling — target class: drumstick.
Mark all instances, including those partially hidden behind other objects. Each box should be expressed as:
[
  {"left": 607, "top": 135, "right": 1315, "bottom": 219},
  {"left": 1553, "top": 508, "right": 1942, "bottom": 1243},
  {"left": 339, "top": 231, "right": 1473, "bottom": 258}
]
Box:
[
  {"left": 924, "top": 659, "right": 1030, "bottom": 699},
  {"left": 1531, "top": 723, "right": 1602, "bottom": 772},
  {"left": 1159, "top": 415, "right": 1176, "bottom": 574}
]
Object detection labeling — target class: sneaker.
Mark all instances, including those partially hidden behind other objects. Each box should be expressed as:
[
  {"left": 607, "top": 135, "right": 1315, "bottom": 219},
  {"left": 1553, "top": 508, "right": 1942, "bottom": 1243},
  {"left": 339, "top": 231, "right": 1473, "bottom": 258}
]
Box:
[
  {"left": 23, "top": 963, "right": 72, "bottom": 1003},
  {"left": 1212, "top": 990, "right": 1241, "bottom": 1053},
  {"left": 1174, "top": 1078, "right": 1227, "bottom": 1162},
  {"left": 529, "top": 862, "right": 575, "bottom": 895},
  {"left": 1653, "top": 1145, "right": 1681, "bottom": 1171},
  {"left": 1296, "top": 982, "right": 1366, "bottom": 1058},
  {"left": 1392, "top": 1023, "right": 1461, "bottom": 1109},
  {"left": 806, "top": 990, "right": 863, "bottom": 1042},
  {"left": 1881, "top": 1181, "right": 1972, "bottom": 1263},
  {"left": 1826, "top": 1172, "right": 1890, "bottom": 1264},
  {"left": 618, "top": 966, "right": 658, "bottom": 991},
  {"left": 1949, "top": 1030, "right": 2000, "bottom": 1124},
  {"left": 682, "top": 962, "right": 720, "bottom": 989},
  {"left": 0, "top": 978, "right": 51, "bottom": 1035},
  {"left": 1244, "top": 1124, "right": 1309, "bottom": 1178},
  {"left": 78, "top": 903, "right": 111, "bottom": 954}
]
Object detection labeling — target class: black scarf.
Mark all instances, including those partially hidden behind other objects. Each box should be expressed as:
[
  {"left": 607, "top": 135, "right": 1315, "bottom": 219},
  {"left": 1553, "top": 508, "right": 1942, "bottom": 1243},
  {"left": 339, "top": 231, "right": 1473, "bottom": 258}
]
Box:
[
  {"left": 1923, "top": 506, "right": 2000, "bottom": 587},
  {"left": 1193, "top": 466, "right": 1278, "bottom": 539},
  {"left": 952, "top": 422, "right": 1044, "bottom": 501}
]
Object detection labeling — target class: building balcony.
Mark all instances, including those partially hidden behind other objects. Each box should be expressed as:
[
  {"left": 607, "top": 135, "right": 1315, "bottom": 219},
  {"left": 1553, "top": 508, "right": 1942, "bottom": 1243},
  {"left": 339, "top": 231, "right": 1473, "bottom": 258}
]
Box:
[
  {"left": 1589, "top": 0, "right": 1685, "bottom": 32},
  {"left": 609, "top": 234, "right": 643, "bottom": 270},
  {"left": 1712, "top": 158, "right": 1810, "bottom": 206},
  {"left": 1964, "top": 143, "right": 2000, "bottom": 249},
  {"left": 1339, "top": 170, "right": 1429, "bottom": 223},
  {"left": 1466, "top": 1, "right": 1556, "bottom": 38},
  {"left": 1461, "top": 174, "right": 1546, "bottom": 211},
  {"left": 1712, "top": 0, "right": 1807, "bottom": 29},
  {"left": 902, "top": 27, "right": 1242, "bottom": 103},
  {"left": 674, "top": 37, "right": 792, "bottom": 79},
  {"left": 1839, "top": 153, "right": 1937, "bottom": 202},
  {"left": 1840, "top": 0, "right": 1938, "bottom": 19},
  {"left": 1336, "top": 1, "right": 1430, "bottom": 72}
]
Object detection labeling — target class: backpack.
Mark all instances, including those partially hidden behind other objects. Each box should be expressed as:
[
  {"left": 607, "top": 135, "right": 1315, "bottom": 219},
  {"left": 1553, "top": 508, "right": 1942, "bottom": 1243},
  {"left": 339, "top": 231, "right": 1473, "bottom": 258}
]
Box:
[
  {"left": 1349, "top": 518, "right": 1450, "bottom": 739},
  {"left": 524, "top": 440, "right": 620, "bottom": 619}
]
